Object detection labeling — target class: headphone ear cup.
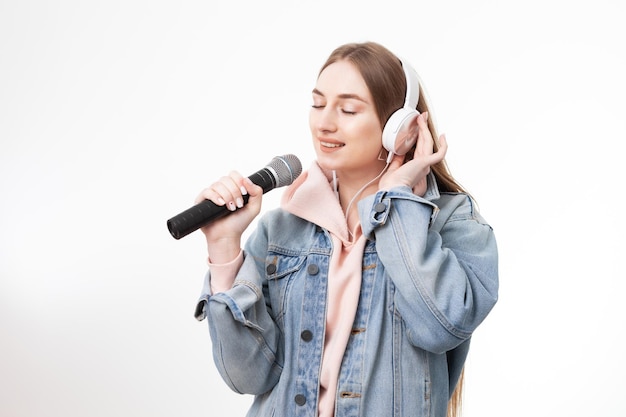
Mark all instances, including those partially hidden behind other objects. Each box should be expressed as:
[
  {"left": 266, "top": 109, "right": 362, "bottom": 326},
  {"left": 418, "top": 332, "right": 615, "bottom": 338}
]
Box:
[{"left": 382, "top": 107, "right": 420, "bottom": 156}]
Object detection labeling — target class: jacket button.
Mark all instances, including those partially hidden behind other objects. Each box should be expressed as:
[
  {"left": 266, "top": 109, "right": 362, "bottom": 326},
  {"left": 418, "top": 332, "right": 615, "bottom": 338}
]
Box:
[
  {"left": 307, "top": 264, "right": 319, "bottom": 275},
  {"left": 295, "top": 394, "right": 306, "bottom": 406},
  {"left": 374, "top": 202, "right": 387, "bottom": 213},
  {"left": 266, "top": 264, "right": 277, "bottom": 274},
  {"left": 301, "top": 330, "right": 313, "bottom": 342}
]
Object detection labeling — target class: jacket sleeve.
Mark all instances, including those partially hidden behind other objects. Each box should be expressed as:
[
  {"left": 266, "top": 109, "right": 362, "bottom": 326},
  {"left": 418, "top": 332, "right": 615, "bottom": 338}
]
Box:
[
  {"left": 195, "top": 221, "right": 282, "bottom": 395},
  {"left": 358, "top": 186, "right": 499, "bottom": 354}
]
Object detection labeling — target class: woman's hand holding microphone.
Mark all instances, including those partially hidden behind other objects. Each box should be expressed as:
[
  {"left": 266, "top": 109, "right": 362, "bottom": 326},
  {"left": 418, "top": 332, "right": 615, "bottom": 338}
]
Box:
[{"left": 195, "top": 173, "right": 264, "bottom": 264}]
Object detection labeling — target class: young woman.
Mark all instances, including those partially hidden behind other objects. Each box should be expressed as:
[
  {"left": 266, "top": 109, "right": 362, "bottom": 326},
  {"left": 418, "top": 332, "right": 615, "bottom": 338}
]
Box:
[{"left": 193, "top": 42, "right": 499, "bottom": 417}]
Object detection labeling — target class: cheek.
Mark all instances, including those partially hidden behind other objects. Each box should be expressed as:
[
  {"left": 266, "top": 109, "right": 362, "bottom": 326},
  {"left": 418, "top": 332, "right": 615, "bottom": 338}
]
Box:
[
  {"left": 308, "top": 111, "right": 319, "bottom": 134},
  {"left": 360, "top": 122, "right": 383, "bottom": 148}
]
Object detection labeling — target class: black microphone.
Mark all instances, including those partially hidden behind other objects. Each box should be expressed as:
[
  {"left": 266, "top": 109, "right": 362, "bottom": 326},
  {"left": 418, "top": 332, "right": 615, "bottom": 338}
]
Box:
[{"left": 167, "top": 154, "right": 302, "bottom": 240}]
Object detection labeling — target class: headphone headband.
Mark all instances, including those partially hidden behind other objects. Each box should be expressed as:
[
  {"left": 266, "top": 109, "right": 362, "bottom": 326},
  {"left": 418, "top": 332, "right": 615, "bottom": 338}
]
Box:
[
  {"left": 401, "top": 58, "right": 420, "bottom": 110},
  {"left": 381, "top": 57, "right": 422, "bottom": 163}
]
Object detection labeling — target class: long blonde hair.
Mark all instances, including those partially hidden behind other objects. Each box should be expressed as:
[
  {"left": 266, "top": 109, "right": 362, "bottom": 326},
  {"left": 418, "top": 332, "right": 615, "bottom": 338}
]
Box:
[{"left": 320, "top": 41, "right": 467, "bottom": 417}]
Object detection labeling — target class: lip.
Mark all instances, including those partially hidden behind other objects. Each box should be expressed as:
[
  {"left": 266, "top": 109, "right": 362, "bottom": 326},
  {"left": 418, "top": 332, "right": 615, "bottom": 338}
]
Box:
[{"left": 318, "top": 137, "right": 345, "bottom": 152}]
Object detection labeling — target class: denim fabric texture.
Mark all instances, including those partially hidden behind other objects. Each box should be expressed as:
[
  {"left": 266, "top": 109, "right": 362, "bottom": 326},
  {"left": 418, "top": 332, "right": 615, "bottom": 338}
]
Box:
[{"left": 196, "top": 181, "right": 499, "bottom": 417}]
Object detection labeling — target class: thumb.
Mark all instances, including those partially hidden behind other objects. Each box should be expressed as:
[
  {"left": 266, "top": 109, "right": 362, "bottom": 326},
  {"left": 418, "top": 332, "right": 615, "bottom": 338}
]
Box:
[
  {"left": 243, "top": 177, "right": 264, "bottom": 197},
  {"left": 388, "top": 153, "right": 404, "bottom": 170}
]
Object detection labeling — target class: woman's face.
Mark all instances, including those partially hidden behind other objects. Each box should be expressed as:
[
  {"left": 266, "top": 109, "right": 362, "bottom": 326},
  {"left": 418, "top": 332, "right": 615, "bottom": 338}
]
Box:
[{"left": 309, "top": 60, "right": 384, "bottom": 175}]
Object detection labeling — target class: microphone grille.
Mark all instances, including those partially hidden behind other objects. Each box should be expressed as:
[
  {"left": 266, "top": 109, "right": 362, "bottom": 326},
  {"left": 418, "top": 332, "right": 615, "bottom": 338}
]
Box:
[{"left": 268, "top": 154, "right": 303, "bottom": 187}]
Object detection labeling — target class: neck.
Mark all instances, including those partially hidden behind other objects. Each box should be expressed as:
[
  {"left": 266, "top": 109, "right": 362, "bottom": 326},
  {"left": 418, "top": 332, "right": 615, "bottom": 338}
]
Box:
[
  {"left": 336, "top": 164, "right": 388, "bottom": 231},
  {"left": 334, "top": 159, "right": 386, "bottom": 195},
  {"left": 338, "top": 181, "right": 377, "bottom": 213}
]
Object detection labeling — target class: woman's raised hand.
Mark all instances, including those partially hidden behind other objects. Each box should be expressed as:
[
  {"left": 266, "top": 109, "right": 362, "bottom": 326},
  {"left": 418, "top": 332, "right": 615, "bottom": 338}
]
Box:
[{"left": 379, "top": 112, "right": 448, "bottom": 196}]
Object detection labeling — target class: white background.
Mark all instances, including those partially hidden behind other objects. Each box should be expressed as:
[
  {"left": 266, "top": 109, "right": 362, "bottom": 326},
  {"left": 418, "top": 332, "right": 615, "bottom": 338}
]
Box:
[{"left": 1, "top": 1, "right": 624, "bottom": 416}]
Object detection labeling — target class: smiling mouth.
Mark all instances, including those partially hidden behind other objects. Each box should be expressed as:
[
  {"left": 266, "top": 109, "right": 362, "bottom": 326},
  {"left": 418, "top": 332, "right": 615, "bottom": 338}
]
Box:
[{"left": 320, "top": 141, "right": 345, "bottom": 148}]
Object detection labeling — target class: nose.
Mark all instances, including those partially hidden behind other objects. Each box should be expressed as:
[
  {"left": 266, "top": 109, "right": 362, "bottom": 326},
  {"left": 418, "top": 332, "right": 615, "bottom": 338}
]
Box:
[{"left": 310, "top": 106, "right": 337, "bottom": 134}]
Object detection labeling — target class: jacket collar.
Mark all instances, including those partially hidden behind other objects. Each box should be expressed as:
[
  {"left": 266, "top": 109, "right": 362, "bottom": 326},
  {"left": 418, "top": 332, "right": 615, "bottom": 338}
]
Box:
[
  {"left": 280, "top": 162, "right": 441, "bottom": 242},
  {"left": 424, "top": 171, "right": 441, "bottom": 202}
]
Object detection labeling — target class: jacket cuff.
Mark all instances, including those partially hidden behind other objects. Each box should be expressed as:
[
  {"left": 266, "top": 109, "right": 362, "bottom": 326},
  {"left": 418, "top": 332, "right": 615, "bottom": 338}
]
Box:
[{"left": 194, "top": 251, "right": 261, "bottom": 322}]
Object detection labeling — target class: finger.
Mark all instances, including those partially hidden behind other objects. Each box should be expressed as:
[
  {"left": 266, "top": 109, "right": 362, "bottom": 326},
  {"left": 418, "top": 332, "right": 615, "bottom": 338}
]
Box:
[
  {"left": 436, "top": 133, "right": 448, "bottom": 155},
  {"left": 214, "top": 179, "right": 242, "bottom": 211},
  {"left": 391, "top": 152, "right": 405, "bottom": 168},
  {"left": 415, "top": 112, "right": 434, "bottom": 156},
  {"left": 428, "top": 134, "right": 448, "bottom": 164},
  {"left": 195, "top": 172, "right": 245, "bottom": 210},
  {"left": 195, "top": 188, "right": 221, "bottom": 205},
  {"left": 227, "top": 170, "right": 249, "bottom": 204},
  {"left": 195, "top": 181, "right": 234, "bottom": 210},
  {"left": 218, "top": 171, "right": 251, "bottom": 210},
  {"left": 242, "top": 177, "right": 264, "bottom": 197}
]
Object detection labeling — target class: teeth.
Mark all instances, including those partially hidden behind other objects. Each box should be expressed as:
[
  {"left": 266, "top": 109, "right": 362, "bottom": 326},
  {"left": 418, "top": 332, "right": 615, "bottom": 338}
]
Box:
[{"left": 321, "top": 141, "right": 344, "bottom": 148}]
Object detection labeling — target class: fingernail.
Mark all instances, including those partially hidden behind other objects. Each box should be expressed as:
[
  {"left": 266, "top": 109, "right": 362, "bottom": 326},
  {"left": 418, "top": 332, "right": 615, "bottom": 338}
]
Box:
[
  {"left": 236, "top": 197, "right": 244, "bottom": 208},
  {"left": 240, "top": 185, "right": 248, "bottom": 195},
  {"left": 228, "top": 201, "right": 236, "bottom": 211},
  {"left": 217, "top": 197, "right": 226, "bottom": 205}
]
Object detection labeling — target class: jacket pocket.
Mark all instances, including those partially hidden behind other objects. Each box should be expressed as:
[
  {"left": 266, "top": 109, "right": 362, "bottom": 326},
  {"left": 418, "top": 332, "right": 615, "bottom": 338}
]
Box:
[{"left": 264, "top": 250, "right": 306, "bottom": 326}]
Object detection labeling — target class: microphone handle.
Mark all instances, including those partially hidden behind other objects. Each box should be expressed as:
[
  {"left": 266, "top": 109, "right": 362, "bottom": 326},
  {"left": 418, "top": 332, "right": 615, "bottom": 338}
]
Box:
[
  {"left": 166, "top": 194, "right": 251, "bottom": 240},
  {"left": 166, "top": 168, "right": 276, "bottom": 240}
]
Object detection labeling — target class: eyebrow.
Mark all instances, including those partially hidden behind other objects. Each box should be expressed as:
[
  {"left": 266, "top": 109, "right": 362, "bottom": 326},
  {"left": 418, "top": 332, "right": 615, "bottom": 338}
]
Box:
[{"left": 312, "top": 88, "right": 369, "bottom": 104}]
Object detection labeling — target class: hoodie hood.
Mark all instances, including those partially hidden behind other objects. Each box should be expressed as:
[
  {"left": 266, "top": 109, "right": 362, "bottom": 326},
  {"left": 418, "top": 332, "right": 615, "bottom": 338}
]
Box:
[{"left": 280, "top": 162, "right": 352, "bottom": 244}]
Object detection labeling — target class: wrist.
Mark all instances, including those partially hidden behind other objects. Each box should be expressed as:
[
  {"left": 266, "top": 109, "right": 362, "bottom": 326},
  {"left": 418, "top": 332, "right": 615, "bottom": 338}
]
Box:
[{"left": 205, "top": 236, "right": 242, "bottom": 264}]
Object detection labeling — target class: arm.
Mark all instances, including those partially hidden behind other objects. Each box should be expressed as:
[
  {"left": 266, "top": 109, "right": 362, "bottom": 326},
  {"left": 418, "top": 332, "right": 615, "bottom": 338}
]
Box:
[
  {"left": 359, "top": 188, "right": 499, "bottom": 354},
  {"left": 196, "top": 221, "right": 282, "bottom": 395},
  {"left": 194, "top": 173, "right": 282, "bottom": 394}
]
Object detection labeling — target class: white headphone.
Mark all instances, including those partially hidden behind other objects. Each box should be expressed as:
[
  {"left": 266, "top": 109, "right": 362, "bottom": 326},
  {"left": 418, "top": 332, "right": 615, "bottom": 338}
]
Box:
[{"left": 381, "top": 59, "right": 421, "bottom": 163}]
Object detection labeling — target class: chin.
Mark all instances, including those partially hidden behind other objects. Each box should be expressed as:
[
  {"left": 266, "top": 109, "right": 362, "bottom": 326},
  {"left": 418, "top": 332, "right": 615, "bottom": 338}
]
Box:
[{"left": 315, "top": 153, "right": 342, "bottom": 172}]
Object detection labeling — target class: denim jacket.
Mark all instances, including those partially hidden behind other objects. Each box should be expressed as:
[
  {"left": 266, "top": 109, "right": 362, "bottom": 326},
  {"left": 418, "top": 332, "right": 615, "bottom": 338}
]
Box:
[{"left": 195, "top": 180, "right": 499, "bottom": 417}]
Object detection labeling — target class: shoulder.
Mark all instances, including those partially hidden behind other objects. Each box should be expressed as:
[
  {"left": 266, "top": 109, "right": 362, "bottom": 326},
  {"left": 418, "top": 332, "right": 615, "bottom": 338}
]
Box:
[
  {"left": 258, "top": 208, "right": 312, "bottom": 229},
  {"left": 436, "top": 193, "right": 476, "bottom": 218},
  {"left": 432, "top": 192, "right": 491, "bottom": 229},
  {"left": 255, "top": 208, "right": 318, "bottom": 247}
]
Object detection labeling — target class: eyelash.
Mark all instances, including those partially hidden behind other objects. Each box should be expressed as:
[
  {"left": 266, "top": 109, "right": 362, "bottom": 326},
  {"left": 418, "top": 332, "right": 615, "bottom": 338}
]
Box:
[{"left": 311, "top": 105, "right": 356, "bottom": 115}]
